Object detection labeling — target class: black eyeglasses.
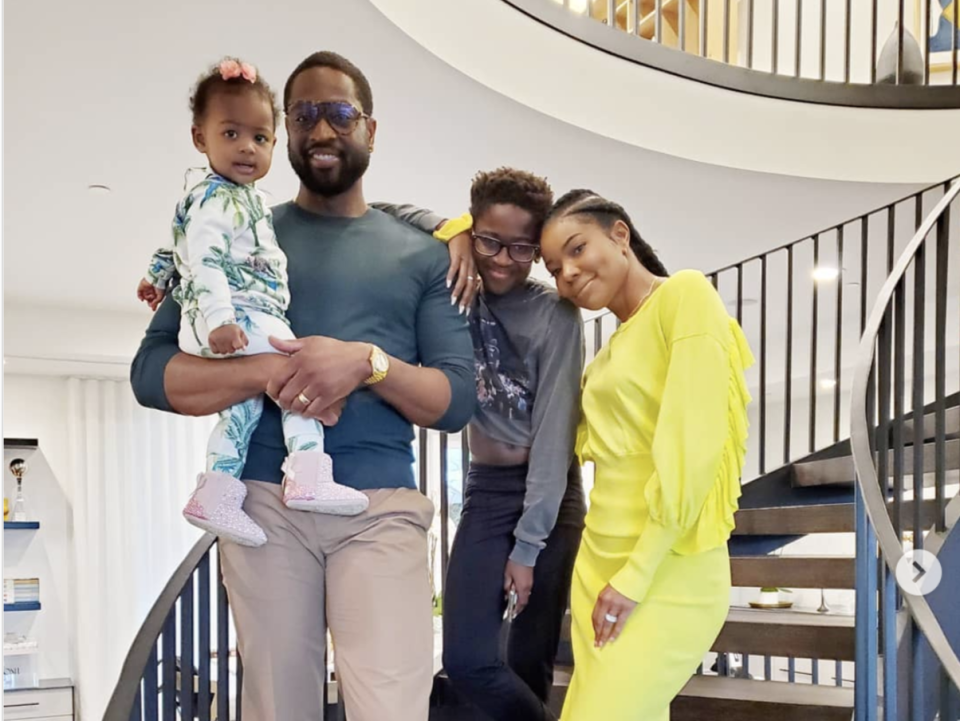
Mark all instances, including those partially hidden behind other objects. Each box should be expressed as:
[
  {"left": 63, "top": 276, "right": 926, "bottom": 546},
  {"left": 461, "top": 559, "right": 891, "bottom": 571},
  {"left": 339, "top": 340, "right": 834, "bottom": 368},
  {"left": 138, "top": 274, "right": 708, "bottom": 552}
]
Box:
[
  {"left": 472, "top": 232, "right": 539, "bottom": 263},
  {"left": 285, "top": 100, "right": 369, "bottom": 135}
]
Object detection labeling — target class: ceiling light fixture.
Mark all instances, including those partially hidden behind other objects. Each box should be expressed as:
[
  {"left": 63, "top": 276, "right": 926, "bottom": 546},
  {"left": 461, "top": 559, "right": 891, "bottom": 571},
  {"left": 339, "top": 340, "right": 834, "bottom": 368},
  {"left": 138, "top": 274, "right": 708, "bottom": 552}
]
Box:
[
  {"left": 819, "top": 378, "right": 838, "bottom": 389},
  {"left": 812, "top": 266, "right": 840, "bottom": 282}
]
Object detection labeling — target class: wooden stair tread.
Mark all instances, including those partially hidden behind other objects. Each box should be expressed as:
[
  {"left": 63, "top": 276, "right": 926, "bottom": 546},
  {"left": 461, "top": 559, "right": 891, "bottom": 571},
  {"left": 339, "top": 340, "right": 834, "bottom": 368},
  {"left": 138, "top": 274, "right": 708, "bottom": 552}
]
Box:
[
  {"left": 903, "top": 405, "right": 960, "bottom": 444},
  {"left": 678, "top": 675, "right": 854, "bottom": 707},
  {"left": 715, "top": 608, "right": 856, "bottom": 660},
  {"left": 731, "top": 555, "right": 855, "bottom": 589},
  {"left": 734, "top": 498, "right": 937, "bottom": 535},
  {"left": 725, "top": 607, "right": 854, "bottom": 627},
  {"left": 733, "top": 503, "right": 852, "bottom": 535},
  {"left": 794, "top": 439, "right": 959, "bottom": 487}
]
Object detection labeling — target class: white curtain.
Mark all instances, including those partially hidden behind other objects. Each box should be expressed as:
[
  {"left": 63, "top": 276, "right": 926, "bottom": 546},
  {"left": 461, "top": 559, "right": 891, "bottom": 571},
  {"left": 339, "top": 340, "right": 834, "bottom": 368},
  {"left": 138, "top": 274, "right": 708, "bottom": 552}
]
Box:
[{"left": 67, "top": 378, "right": 215, "bottom": 721}]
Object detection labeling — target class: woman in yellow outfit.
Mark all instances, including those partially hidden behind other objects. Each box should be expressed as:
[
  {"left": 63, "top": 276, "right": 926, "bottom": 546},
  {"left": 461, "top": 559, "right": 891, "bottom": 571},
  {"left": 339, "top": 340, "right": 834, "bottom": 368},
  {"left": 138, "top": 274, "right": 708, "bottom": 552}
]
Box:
[{"left": 540, "top": 190, "right": 753, "bottom": 721}]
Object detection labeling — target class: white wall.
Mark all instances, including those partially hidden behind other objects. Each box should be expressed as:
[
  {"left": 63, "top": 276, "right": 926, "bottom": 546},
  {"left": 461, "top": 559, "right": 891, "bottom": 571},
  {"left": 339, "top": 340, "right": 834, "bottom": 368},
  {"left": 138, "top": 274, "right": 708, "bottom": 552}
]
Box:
[{"left": 4, "top": 305, "right": 147, "bottom": 380}]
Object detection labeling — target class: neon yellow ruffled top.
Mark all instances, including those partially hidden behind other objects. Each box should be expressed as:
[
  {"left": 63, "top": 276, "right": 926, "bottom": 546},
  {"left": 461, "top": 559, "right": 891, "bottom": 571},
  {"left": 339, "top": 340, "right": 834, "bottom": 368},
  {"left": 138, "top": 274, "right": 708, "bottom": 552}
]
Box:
[{"left": 576, "top": 270, "right": 754, "bottom": 602}]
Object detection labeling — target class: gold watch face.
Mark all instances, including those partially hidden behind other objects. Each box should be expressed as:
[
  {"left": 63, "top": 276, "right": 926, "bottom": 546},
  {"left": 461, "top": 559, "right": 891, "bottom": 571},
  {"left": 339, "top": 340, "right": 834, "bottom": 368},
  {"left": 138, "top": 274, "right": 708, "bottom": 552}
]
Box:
[{"left": 372, "top": 349, "right": 389, "bottom": 373}]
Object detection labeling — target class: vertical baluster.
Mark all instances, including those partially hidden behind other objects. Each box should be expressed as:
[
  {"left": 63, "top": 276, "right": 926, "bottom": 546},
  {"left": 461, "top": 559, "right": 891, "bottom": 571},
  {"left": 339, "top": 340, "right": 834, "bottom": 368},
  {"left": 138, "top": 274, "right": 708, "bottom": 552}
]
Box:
[
  {"left": 461, "top": 429, "right": 471, "bottom": 518},
  {"left": 893, "top": 276, "right": 906, "bottom": 529},
  {"left": 322, "top": 649, "right": 329, "bottom": 716},
  {"left": 788, "top": 657, "right": 796, "bottom": 683},
  {"left": 923, "top": 0, "right": 932, "bottom": 84},
  {"left": 833, "top": 227, "right": 844, "bottom": 443},
  {"left": 812, "top": 658, "right": 820, "bottom": 685},
  {"left": 723, "top": 0, "right": 730, "bottom": 63},
  {"left": 764, "top": 655, "right": 772, "bottom": 680},
  {"left": 897, "top": 0, "right": 906, "bottom": 84},
  {"left": 198, "top": 551, "right": 211, "bottom": 721},
  {"left": 887, "top": 206, "right": 896, "bottom": 273},
  {"left": 760, "top": 256, "right": 767, "bottom": 474},
  {"left": 784, "top": 247, "right": 794, "bottom": 464},
  {"left": 843, "top": 0, "right": 852, "bottom": 83},
  {"left": 934, "top": 204, "right": 950, "bottom": 529},
  {"left": 736, "top": 264, "right": 743, "bottom": 326},
  {"left": 161, "top": 611, "right": 176, "bottom": 721},
  {"left": 217, "top": 556, "right": 230, "bottom": 721},
  {"left": 818, "top": 0, "right": 827, "bottom": 80},
  {"left": 606, "top": 0, "right": 616, "bottom": 26},
  {"left": 419, "top": 429, "right": 428, "bottom": 495},
  {"left": 629, "top": 0, "right": 638, "bottom": 34},
  {"left": 953, "top": 0, "right": 959, "bottom": 85},
  {"left": 795, "top": 0, "right": 803, "bottom": 77},
  {"left": 883, "top": 564, "right": 899, "bottom": 721},
  {"left": 745, "top": 0, "right": 753, "bottom": 68},
  {"left": 180, "top": 573, "right": 195, "bottom": 721},
  {"left": 810, "top": 235, "right": 820, "bottom": 453},
  {"left": 939, "top": 668, "right": 952, "bottom": 721},
  {"left": 699, "top": 0, "right": 708, "bottom": 57},
  {"left": 772, "top": 0, "right": 780, "bottom": 74},
  {"left": 144, "top": 642, "right": 159, "bottom": 721},
  {"left": 911, "top": 618, "right": 924, "bottom": 721},
  {"left": 912, "top": 247, "right": 926, "bottom": 549},
  {"left": 870, "top": 0, "right": 879, "bottom": 83},
  {"left": 656, "top": 0, "right": 663, "bottom": 44},
  {"left": 861, "top": 216, "right": 870, "bottom": 335},
  {"left": 236, "top": 659, "right": 243, "bottom": 721},
  {"left": 679, "top": 0, "right": 686, "bottom": 51},
  {"left": 856, "top": 480, "right": 867, "bottom": 720},
  {"left": 440, "top": 433, "right": 450, "bottom": 580}
]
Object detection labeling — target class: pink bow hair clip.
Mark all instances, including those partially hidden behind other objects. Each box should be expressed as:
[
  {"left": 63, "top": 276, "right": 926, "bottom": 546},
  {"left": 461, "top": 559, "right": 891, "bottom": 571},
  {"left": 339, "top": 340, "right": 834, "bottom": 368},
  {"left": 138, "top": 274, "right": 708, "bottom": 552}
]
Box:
[{"left": 219, "top": 59, "right": 257, "bottom": 83}]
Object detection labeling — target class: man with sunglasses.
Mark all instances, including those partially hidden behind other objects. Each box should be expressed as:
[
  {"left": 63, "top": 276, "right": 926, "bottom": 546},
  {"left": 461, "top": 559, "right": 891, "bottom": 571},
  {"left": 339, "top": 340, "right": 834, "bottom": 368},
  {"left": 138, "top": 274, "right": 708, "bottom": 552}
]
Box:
[
  {"left": 131, "top": 51, "right": 475, "bottom": 721},
  {"left": 439, "top": 169, "right": 586, "bottom": 721}
]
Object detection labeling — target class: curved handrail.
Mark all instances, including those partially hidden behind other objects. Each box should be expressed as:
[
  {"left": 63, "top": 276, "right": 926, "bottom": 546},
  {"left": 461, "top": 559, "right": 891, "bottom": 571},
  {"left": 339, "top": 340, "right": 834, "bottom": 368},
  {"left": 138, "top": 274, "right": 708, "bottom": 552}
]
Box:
[
  {"left": 502, "top": 0, "right": 960, "bottom": 109},
  {"left": 102, "top": 533, "right": 217, "bottom": 721},
  {"left": 849, "top": 179, "right": 960, "bottom": 689}
]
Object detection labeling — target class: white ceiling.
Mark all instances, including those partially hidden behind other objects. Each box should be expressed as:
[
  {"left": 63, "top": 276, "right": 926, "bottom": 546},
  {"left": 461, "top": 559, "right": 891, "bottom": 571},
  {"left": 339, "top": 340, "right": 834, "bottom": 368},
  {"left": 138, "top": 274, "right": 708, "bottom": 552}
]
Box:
[{"left": 3, "top": 0, "right": 927, "bottom": 315}]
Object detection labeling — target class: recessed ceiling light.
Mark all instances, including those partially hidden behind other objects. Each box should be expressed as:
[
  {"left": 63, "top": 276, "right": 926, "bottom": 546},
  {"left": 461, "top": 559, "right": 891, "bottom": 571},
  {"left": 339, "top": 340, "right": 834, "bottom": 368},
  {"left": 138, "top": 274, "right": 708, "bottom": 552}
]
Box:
[
  {"left": 87, "top": 184, "right": 112, "bottom": 194},
  {"left": 819, "top": 378, "right": 838, "bottom": 389},
  {"left": 812, "top": 266, "right": 840, "bottom": 282}
]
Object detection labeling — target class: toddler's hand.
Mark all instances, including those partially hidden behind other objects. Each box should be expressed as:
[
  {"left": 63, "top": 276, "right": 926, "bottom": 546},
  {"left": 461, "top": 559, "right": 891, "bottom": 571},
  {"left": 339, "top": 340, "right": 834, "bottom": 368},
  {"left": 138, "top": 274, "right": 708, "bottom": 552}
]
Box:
[
  {"left": 209, "top": 324, "right": 249, "bottom": 355},
  {"left": 137, "top": 279, "right": 165, "bottom": 311}
]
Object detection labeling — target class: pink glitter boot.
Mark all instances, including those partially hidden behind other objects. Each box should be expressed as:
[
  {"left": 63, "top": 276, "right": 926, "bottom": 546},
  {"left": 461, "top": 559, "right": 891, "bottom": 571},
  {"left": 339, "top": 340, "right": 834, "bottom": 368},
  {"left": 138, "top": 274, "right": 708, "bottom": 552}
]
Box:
[
  {"left": 183, "top": 471, "right": 267, "bottom": 547},
  {"left": 281, "top": 451, "right": 369, "bottom": 516}
]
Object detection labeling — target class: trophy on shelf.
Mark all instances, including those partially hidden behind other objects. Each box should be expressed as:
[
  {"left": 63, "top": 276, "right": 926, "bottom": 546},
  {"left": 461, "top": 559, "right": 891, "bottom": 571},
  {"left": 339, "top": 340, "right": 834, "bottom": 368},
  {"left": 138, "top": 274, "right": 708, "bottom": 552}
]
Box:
[{"left": 9, "top": 459, "right": 28, "bottom": 522}]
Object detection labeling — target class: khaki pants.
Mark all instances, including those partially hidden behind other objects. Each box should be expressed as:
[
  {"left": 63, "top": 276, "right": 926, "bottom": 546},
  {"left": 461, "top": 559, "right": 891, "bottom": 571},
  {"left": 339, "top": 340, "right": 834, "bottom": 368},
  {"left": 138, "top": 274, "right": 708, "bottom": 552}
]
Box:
[{"left": 219, "top": 481, "right": 435, "bottom": 721}]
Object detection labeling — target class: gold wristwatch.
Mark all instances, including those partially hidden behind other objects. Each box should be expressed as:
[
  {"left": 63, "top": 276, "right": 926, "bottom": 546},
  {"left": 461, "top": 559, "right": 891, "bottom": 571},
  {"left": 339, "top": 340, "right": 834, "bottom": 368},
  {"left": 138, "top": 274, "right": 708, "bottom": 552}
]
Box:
[{"left": 364, "top": 344, "right": 390, "bottom": 385}]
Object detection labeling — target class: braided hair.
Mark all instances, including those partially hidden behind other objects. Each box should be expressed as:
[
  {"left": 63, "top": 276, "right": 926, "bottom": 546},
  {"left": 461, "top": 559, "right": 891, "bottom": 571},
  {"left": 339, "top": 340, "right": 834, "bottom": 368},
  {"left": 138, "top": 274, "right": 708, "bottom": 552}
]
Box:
[{"left": 546, "top": 189, "right": 669, "bottom": 277}]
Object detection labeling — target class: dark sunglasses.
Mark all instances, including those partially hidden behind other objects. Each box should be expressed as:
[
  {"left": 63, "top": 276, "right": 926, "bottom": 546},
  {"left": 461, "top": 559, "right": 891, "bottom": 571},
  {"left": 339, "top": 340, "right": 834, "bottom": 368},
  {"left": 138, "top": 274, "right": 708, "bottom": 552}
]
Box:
[
  {"left": 472, "top": 232, "right": 540, "bottom": 263},
  {"left": 285, "top": 100, "right": 369, "bottom": 135}
]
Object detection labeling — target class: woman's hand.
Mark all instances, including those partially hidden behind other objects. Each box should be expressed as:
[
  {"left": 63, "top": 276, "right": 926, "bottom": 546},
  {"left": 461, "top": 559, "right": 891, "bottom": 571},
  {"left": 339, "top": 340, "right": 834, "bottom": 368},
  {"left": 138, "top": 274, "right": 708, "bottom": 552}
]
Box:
[
  {"left": 592, "top": 584, "right": 638, "bottom": 648},
  {"left": 446, "top": 230, "right": 480, "bottom": 314}
]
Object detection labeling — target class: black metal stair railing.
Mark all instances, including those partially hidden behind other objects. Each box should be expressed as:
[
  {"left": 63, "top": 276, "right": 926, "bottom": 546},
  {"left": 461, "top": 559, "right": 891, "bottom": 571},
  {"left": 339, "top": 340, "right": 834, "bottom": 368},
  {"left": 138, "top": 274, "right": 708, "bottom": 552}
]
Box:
[{"left": 106, "top": 174, "right": 959, "bottom": 719}]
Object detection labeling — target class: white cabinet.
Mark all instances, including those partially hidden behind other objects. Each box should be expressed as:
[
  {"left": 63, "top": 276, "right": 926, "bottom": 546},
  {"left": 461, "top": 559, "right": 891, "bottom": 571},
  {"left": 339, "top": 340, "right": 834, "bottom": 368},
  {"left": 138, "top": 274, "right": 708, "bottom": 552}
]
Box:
[{"left": 3, "top": 683, "right": 74, "bottom": 720}]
